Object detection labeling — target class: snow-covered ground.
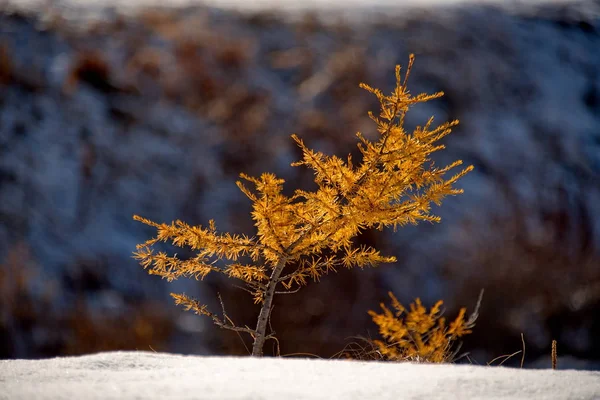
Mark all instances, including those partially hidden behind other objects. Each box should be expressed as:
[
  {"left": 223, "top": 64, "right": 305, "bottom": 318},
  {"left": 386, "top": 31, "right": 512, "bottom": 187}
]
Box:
[
  {"left": 3, "top": 0, "right": 584, "bottom": 8},
  {"left": 1, "top": 351, "right": 600, "bottom": 400},
  {"left": 3, "top": 0, "right": 593, "bottom": 19}
]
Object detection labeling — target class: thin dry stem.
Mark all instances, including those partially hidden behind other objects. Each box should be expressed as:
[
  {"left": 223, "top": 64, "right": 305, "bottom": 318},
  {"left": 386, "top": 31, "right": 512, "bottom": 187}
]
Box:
[
  {"left": 520, "top": 333, "right": 526, "bottom": 368},
  {"left": 552, "top": 340, "right": 558, "bottom": 370}
]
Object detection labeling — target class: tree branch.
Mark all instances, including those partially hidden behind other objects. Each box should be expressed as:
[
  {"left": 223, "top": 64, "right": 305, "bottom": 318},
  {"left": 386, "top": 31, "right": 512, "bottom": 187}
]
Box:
[
  {"left": 275, "top": 287, "right": 301, "bottom": 295},
  {"left": 211, "top": 293, "right": 257, "bottom": 338}
]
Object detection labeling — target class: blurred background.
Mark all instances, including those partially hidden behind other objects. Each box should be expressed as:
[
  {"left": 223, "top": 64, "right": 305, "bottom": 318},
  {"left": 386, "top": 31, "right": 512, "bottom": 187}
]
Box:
[{"left": 1, "top": 0, "right": 599, "bottom": 369}]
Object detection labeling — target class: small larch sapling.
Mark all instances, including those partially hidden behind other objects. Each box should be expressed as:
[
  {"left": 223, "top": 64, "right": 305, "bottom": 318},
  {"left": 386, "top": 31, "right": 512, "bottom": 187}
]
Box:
[{"left": 133, "top": 55, "right": 473, "bottom": 357}]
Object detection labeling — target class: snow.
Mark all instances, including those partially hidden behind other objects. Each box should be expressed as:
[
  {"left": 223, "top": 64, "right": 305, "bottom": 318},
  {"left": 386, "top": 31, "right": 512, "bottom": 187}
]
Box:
[
  {"left": 3, "top": 0, "right": 585, "bottom": 9},
  {"left": 3, "top": 0, "right": 592, "bottom": 21},
  {"left": 1, "top": 351, "right": 600, "bottom": 400}
]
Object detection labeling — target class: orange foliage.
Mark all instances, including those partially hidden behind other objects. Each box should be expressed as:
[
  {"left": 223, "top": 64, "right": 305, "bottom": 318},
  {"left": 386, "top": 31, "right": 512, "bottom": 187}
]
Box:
[
  {"left": 369, "top": 292, "right": 475, "bottom": 363},
  {"left": 134, "top": 55, "right": 472, "bottom": 356}
]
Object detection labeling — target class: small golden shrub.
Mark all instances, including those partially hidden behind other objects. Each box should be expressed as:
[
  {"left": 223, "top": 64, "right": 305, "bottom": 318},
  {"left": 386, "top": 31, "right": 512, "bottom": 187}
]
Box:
[
  {"left": 133, "top": 55, "right": 472, "bottom": 357},
  {"left": 369, "top": 292, "right": 476, "bottom": 363}
]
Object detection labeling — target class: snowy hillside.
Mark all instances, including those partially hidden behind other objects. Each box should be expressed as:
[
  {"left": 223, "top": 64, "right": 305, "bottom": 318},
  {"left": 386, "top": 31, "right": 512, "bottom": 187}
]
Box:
[{"left": 2, "top": 351, "right": 600, "bottom": 400}]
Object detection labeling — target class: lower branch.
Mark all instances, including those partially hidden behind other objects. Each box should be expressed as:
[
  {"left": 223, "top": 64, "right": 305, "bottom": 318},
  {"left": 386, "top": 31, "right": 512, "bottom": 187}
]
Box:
[
  {"left": 174, "top": 292, "right": 258, "bottom": 338},
  {"left": 213, "top": 319, "right": 257, "bottom": 337}
]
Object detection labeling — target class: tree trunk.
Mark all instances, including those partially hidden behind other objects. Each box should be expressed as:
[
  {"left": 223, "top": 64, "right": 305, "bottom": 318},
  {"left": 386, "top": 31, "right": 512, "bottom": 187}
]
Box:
[{"left": 251, "top": 259, "right": 286, "bottom": 356}]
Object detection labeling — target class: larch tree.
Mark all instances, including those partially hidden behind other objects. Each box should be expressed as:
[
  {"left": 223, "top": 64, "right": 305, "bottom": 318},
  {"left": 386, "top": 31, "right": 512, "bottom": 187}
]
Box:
[{"left": 133, "top": 55, "right": 473, "bottom": 357}]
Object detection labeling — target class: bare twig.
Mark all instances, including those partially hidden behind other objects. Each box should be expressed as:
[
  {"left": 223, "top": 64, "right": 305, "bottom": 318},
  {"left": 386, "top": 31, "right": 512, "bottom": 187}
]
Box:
[
  {"left": 330, "top": 336, "right": 382, "bottom": 361},
  {"left": 520, "top": 333, "right": 526, "bottom": 368},
  {"left": 211, "top": 293, "right": 257, "bottom": 338},
  {"left": 465, "top": 354, "right": 477, "bottom": 365},
  {"left": 275, "top": 287, "right": 301, "bottom": 295},
  {"left": 233, "top": 284, "right": 263, "bottom": 296},
  {"left": 488, "top": 350, "right": 522, "bottom": 367},
  {"left": 270, "top": 336, "right": 281, "bottom": 357},
  {"left": 218, "top": 292, "right": 227, "bottom": 321},
  {"left": 466, "top": 289, "right": 484, "bottom": 327},
  {"left": 212, "top": 318, "right": 257, "bottom": 337},
  {"left": 447, "top": 341, "right": 464, "bottom": 363},
  {"left": 267, "top": 304, "right": 276, "bottom": 339},
  {"left": 237, "top": 331, "right": 251, "bottom": 356},
  {"left": 277, "top": 271, "right": 297, "bottom": 284},
  {"left": 452, "top": 351, "right": 471, "bottom": 363}
]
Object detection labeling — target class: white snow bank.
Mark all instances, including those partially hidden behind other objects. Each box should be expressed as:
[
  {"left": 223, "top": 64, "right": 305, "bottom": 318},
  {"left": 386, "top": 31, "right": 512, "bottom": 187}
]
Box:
[
  {"left": 2, "top": 0, "right": 588, "bottom": 17},
  {"left": 3, "top": 0, "right": 585, "bottom": 9},
  {"left": 1, "top": 351, "right": 599, "bottom": 400}
]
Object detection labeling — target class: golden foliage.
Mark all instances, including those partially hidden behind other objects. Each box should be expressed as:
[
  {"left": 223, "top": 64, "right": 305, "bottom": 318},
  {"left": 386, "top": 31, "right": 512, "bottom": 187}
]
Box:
[
  {"left": 369, "top": 292, "right": 474, "bottom": 363},
  {"left": 133, "top": 55, "right": 473, "bottom": 356}
]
